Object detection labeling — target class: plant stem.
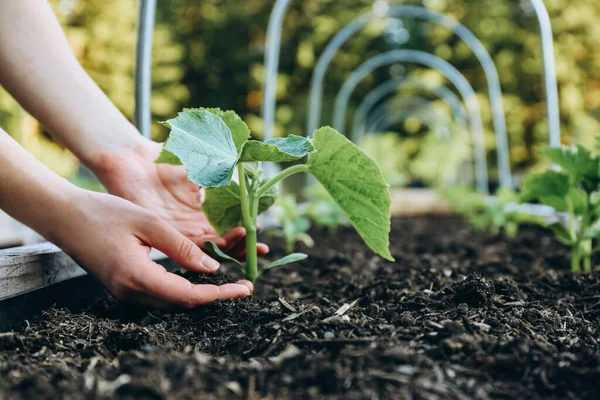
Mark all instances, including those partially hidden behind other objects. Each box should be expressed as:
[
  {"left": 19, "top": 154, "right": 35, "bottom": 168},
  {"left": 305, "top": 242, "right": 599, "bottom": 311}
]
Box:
[
  {"left": 256, "top": 164, "right": 309, "bottom": 198},
  {"left": 571, "top": 247, "right": 581, "bottom": 273},
  {"left": 238, "top": 164, "right": 258, "bottom": 282}
]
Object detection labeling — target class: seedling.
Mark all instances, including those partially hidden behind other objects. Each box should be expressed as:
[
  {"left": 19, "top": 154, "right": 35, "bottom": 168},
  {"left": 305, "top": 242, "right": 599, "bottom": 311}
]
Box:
[
  {"left": 441, "top": 186, "right": 542, "bottom": 238},
  {"left": 521, "top": 142, "right": 600, "bottom": 273},
  {"left": 156, "top": 108, "right": 393, "bottom": 283},
  {"left": 271, "top": 194, "right": 314, "bottom": 253}
]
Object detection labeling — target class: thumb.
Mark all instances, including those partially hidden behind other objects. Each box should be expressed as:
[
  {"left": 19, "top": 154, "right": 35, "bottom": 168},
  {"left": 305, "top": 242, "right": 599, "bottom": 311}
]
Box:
[{"left": 140, "top": 216, "right": 220, "bottom": 273}]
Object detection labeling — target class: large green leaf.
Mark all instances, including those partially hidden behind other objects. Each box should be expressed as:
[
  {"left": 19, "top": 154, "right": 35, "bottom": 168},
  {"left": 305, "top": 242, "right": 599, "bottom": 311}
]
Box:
[
  {"left": 161, "top": 109, "right": 238, "bottom": 188},
  {"left": 186, "top": 108, "right": 250, "bottom": 151},
  {"left": 307, "top": 126, "right": 394, "bottom": 261},
  {"left": 203, "top": 181, "right": 278, "bottom": 235},
  {"left": 240, "top": 135, "right": 316, "bottom": 162}
]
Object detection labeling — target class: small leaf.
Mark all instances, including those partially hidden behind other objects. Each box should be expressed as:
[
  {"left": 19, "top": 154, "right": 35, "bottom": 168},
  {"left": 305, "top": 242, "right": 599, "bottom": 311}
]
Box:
[
  {"left": 155, "top": 148, "right": 182, "bottom": 165},
  {"left": 187, "top": 108, "right": 250, "bottom": 151},
  {"left": 203, "top": 181, "right": 277, "bottom": 236},
  {"left": 203, "top": 241, "right": 244, "bottom": 271},
  {"left": 240, "top": 135, "right": 316, "bottom": 162},
  {"left": 308, "top": 126, "right": 394, "bottom": 261},
  {"left": 541, "top": 145, "right": 600, "bottom": 190},
  {"left": 521, "top": 171, "right": 570, "bottom": 203},
  {"left": 260, "top": 253, "right": 308, "bottom": 274},
  {"left": 162, "top": 109, "right": 239, "bottom": 188}
]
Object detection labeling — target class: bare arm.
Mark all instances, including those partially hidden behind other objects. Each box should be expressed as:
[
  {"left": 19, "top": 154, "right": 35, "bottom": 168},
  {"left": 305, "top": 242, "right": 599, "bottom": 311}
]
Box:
[{"left": 0, "top": 0, "right": 143, "bottom": 169}]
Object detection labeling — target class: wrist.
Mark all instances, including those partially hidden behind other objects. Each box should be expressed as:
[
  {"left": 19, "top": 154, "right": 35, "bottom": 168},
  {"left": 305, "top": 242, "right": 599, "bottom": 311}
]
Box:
[{"left": 89, "top": 135, "right": 159, "bottom": 188}]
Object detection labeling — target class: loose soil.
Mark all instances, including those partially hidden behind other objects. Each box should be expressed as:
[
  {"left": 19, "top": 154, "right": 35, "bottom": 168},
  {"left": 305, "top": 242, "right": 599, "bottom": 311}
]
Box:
[{"left": 1, "top": 216, "right": 600, "bottom": 399}]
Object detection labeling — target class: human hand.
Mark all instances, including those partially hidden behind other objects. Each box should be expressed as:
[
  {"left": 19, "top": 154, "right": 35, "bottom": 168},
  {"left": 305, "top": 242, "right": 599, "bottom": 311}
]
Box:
[
  {"left": 94, "top": 139, "right": 269, "bottom": 259},
  {"left": 49, "top": 189, "right": 253, "bottom": 310}
]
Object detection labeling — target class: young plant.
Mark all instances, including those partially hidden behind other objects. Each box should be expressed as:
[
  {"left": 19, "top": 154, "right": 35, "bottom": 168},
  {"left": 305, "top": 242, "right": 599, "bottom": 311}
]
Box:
[
  {"left": 521, "top": 142, "right": 600, "bottom": 273},
  {"left": 271, "top": 194, "right": 314, "bottom": 253},
  {"left": 155, "top": 108, "right": 394, "bottom": 283},
  {"left": 441, "top": 186, "right": 541, "bottom": 238}
]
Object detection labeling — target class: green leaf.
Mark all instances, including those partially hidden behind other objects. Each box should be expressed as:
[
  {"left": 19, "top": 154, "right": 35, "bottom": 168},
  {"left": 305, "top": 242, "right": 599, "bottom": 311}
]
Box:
[
  {"left": 547, "top": 223, "right": 573, "bottom": 245},
  {"left": 203, "top": 241, "right": 244, "bottom": 271},
  {"left": 307, "top": 126, "right": 394, "bottom": 261},
  {"left": 203, "top": 181, "right": 277, "bottom": 236},
  {"left": 155, "top": 148, "right": 182, "bottom": 165},
  {"left": 187, "top": 108, "right": 250, "bottom": 151},
  {"left": 521, "top": 171, "right": 570, "bottom": 203},
  {"left": 541, "top": 145, "right": 600, "bottom": 190},
  {"left": 162, "top": 109, "right": 238, "bottom": 188},
  {"left": 240, "top": 135, "right": 316, "bottom": 162},
  {"left": 260, "top": 253, "right": 308, "bottom": 274}
]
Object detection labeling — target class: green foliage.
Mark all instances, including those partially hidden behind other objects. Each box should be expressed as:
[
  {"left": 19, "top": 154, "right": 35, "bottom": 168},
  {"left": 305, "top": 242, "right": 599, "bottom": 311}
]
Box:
[
  {"left": 520, "top": 143, "right": 600, "bottom": 273},
  {"left": 442, "top": 186, "right": 538, "bottom": 238},
  {"left": 157, "top": 110, "right": 393, "bottom": 284},
  {"left": 271, "top": 195, "right": 314, "bottom": 253}
]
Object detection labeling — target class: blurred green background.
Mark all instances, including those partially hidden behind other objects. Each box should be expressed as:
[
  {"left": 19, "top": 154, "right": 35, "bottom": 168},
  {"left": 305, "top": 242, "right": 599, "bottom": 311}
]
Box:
[{"left": 0, "top": 0, "right": 599, "bottom": 186}]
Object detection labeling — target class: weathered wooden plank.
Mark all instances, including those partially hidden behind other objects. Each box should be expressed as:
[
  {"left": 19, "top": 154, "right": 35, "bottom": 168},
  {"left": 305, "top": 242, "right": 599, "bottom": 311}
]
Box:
[{"left": 0, "top": 242, "right": 166, "bottom": 301}]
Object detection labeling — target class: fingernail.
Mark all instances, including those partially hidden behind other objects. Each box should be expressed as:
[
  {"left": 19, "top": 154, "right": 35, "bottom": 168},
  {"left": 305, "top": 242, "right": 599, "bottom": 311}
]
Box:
[
  {"left": 202, "top": 255, "right": 220, "bottom": 271},
  {"left": 237, "top": 280, "right": 254, "bottom": 292}
]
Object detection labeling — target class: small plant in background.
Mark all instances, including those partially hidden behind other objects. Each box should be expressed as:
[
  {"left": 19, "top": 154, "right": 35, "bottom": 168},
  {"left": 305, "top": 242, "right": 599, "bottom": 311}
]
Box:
[
  {"left": 271, "top": 194, "right": 314, "bottom": 253},
  {"left": 156, "top": 108, "right": 393, "bottom": 284},
  {"left": 442, "top": 186, "right": 542, "bottom": 238},
  {"left": 304, "top": 184, "right": 348, "bottom": 233},
  {"left": 521, "top": 141, "right": 600, "bottom": 273}
]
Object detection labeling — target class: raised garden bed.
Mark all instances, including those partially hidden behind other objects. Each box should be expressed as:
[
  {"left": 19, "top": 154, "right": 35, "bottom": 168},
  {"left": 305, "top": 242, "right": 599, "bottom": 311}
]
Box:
[{"left": 1, "top": 216, "right": 599, "bottom": 399}]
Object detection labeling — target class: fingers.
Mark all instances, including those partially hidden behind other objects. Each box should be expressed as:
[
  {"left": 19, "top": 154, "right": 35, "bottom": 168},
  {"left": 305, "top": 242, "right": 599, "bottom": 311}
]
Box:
[
  {"left": 139, "top": 216, "right": 220, "bottom": 273},
  {"left": 138, "top": 265, "right": 252, "bottom": 308},
  {"left": 116, "top": 263, "right": 253, "bottom": 310},
  {"left": 221, "top": 227, "right": 270, "bottom": 259}
]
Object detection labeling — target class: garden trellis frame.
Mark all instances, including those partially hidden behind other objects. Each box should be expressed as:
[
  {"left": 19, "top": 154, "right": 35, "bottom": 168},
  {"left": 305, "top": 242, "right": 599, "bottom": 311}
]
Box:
[
  {"left": 351, "top": 77, "right": 467, "bottom": 140},
  {"left": 335, "top": 50, "right": 489, "bottom": 192},
  {"left": 262, "top": 1, "right": 562, "bottom": 187},
  {"left": 366, "top": 99, "right": 450, "bottom": 135}
]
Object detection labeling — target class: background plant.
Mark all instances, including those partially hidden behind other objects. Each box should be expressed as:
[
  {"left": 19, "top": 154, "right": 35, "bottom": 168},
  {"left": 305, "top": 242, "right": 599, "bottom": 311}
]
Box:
[
  {"left": 521, "top": 140, "right": 600, "bottom": 273},
  {"left": 442, "top": 186, "right": 542, "bottom": 238}
]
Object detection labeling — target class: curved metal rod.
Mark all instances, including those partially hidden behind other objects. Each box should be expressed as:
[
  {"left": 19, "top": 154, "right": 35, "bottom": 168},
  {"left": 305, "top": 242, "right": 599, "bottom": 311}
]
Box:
[
  {"left": 352, "top": 77, "right": 467, "bottom": 141},
  {"left": 134, "top": 0, "right": 156, "bottom": 138},
  {"left": 261, "top": 0, "right": 292, "bottom": 143},
  {"left": 370, "top": 108, "right": 447, "bottom": 136},
  {"left": 364, "top": 98, "right": 474, "bottom": 187},
  {"left": 327, "top": 50, "right": 489, "bottom": 192},
  {"left": 530, "top": 0, "right": 561, "bottom": 147},
  {"left": 365, "top": 97, "right": 452, "bottom": 136},
  {"left": 302, "top": 5, "right": 509, "bottom": 188}
]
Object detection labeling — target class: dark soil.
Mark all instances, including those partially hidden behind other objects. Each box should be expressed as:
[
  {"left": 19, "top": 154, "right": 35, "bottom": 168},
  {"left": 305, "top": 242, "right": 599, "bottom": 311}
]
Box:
[{"left": 2, "top": 216, "right": 600, "bottom": 399}]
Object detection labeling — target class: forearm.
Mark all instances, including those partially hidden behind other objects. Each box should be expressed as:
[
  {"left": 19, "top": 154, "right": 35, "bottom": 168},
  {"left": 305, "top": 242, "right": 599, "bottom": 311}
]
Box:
[
  {"left": 0, "top": 1, "right": 145, "bottom": 174},
  {"left": 0, "top": 129, "right": 79, "bottom": 243}
]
